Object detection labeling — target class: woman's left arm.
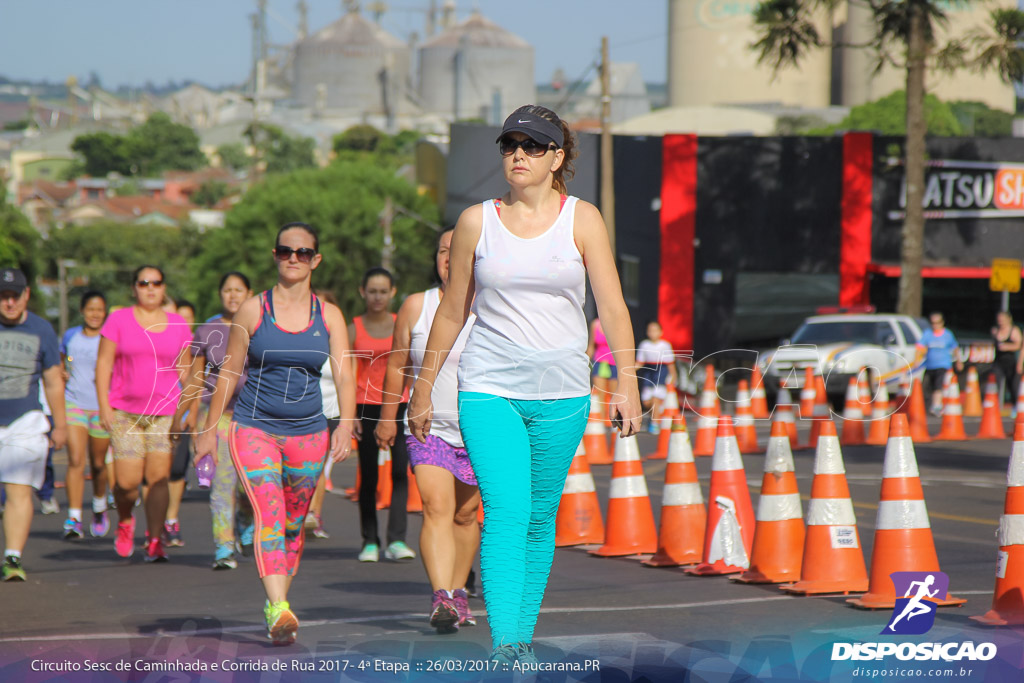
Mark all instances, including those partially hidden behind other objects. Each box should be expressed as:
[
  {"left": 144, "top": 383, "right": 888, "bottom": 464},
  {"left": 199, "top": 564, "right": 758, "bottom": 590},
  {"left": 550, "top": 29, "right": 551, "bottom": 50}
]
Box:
[
  {"left": 326, "top": 303, "right": 358, "bottom": 461},
  {"left": 574, "top": 200, "right": 642, "bottom": 435}
]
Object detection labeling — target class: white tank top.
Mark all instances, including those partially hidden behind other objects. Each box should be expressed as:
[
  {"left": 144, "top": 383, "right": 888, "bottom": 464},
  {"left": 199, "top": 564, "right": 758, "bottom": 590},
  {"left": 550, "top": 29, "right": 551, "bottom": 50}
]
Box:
[
  {"left": 458, "top": 196, "right": 590, "bottom": 400},
  {"left": 406, "top": 287, "right": 475, "bottom": 447}
]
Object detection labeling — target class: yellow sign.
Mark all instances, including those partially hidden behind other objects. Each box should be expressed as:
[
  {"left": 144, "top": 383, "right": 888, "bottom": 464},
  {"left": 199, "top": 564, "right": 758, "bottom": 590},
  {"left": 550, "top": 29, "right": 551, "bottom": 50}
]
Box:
[{"left": 991, "top": 258, "right": 1022, "bottom": 293}]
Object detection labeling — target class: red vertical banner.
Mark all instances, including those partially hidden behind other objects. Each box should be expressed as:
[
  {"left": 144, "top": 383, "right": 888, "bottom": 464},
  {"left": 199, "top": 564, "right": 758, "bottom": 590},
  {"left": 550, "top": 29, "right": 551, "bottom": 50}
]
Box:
[
  {"left": 839, "top": 132, "right": 874, "bottom": 307},
  {"left": 659, "top": 134, "right": 697, "bottom": 352}
]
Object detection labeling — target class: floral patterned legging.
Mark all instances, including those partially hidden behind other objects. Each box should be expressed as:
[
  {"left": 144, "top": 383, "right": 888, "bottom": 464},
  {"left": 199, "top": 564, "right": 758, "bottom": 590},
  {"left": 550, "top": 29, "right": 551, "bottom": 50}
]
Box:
[{"left": 228, "top": 423, "right": 328, "bottom": 577}]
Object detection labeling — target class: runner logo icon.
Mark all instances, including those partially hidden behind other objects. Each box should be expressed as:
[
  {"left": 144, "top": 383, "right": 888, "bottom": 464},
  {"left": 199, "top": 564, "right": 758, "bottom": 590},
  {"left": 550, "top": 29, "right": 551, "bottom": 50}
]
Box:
[{"left": 881, "top": 571, "right": 949, "bottom": 635}]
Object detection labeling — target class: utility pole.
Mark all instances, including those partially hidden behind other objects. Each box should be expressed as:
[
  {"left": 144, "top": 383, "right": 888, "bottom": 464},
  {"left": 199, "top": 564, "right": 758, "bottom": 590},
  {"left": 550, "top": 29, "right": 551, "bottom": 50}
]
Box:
[
  {"left": 600, "top": 36, "right": 616, "bottom": 256},
  {"left": 381, "top": 196, "right": 394, "bottom": 271},
  {"left": 57, "top": 259, "right": 76, "bottom": 335}
]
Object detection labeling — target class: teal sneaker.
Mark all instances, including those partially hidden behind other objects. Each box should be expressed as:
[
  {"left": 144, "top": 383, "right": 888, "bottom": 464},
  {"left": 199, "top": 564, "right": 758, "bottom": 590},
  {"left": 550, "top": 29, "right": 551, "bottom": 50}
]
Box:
[
  {"left": 358, "top": 543, "right": 379, "bottom": 562},
  {"left": 384, "top": 540, "right": 415, "bottom": 561}
]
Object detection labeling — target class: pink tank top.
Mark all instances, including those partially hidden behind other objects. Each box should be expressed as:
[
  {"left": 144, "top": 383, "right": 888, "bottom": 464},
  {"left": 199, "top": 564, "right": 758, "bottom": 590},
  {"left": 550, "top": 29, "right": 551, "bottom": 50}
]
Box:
[{"left": 593, "top": 320, "right": 614, "bottom": 365}]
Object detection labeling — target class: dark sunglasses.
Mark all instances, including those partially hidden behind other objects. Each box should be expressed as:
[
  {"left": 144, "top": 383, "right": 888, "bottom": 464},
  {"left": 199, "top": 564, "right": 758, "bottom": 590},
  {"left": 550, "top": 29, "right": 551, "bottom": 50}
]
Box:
[
  {"left": 136, "top": 279, "right": 164, "bottom": 288},
  {"left": 274, "top": 245, "right": 317, "bottom": 263},
  {"left": 498, "top": 135, "right": 555, "bottom": 158}
]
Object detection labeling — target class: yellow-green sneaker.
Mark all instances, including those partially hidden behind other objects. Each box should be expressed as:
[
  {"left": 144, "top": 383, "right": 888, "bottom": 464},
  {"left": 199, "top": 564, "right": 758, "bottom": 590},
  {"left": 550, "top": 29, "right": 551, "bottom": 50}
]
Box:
[
  {"left": 2, "top": 555, "right": 26, "bottom": 581},
  {"left": 263, "top": 600, "right": 298, "bottom": 645}
]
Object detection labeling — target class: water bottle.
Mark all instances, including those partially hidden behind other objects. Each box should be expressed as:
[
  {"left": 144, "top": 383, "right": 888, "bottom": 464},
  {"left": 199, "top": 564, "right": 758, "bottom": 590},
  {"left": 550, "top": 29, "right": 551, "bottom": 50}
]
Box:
[{"left": 195, "top": 454, "right": 216, "bottom": 489}]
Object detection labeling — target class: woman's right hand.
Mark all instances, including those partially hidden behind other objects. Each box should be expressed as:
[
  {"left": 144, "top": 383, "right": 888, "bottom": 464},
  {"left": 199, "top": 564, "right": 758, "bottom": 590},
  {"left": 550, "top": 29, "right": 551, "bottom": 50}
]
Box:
[
  {"left": 375, "top": 418, "right": 397, "bottom": 449},
  {"left": 194, "top": 429, "right": 217, "bottom": 463},
  {"left": 407, "top": 392, "right": 433, "bottom": 444},
  {"left": 98, "top": 405, "right": 114, "bottom": 433}
]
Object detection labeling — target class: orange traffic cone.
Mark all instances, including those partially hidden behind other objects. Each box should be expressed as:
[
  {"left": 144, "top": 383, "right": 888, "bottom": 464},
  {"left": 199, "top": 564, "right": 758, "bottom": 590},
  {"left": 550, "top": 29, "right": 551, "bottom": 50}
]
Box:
[
  {"left": 734, "top": 379, "right": 759, "bottom": 454},
  {"left": 647, "top": 383, "right": 680, "bottom": 460},
  {"left": 733, "top": 419, "right": 805, "bottom": 583},
  {"left": 848, "top": 414, "right": 966, "bottom": 609},
  {"left": 936, "top": 370, "right": 968, "bottom": 441},
  {"left": 799, "top": 367, "right": 817, "bottom": 419},
  {"left": 556, "top": 441, "right": 605, "bottom": 546},
  {"left": 977, "top": 373, "right": 1008, "bottom": 440},
  {"left": 345, "top": 436, "right": 360, "bottom": 500},
  {"left": 751, "top": 366, "right": 770, "bottom": 419},
  {"left": 686, "top": 416, "right": 755, "bottom": 576},
  {"left": 972, "top": 417, "right": 1024, "bottom": 625},
  {"left": 407, "top": 466, "right": 422, "bottom": 513},
  {"left": 376, "top": 448, "right": 392, "bottom": 509},
  {"left": 858, "top": 372, "right": 873, "bottom": 414},
  {"left": 644, "top": 417, "right": 706, "bottom": 566},
  {"left": 906, "top": 377, "right": 932, "bottom": 443},
  {"left": 590, "top": 435, "right": 658, "bottom": 556},
  {"left": 584, "top": 391, "right": 613, "bottom": 465},
  {"left": 1015, "top": 379, "right": 1024, "bottom": 417},
  {"left": 775, "top": 387, "right": 799, "bottom": 450},
  {"left": 782, "top": 419, "right": 869, "bottom": 595},
  {"left": 866, "top": 382, "right": 892, "bottom": 446},
  {"left": 840, "top": 377, "right": 865, "bottom": 446},
  {"left": 962, "top": 366, "right": 983, "bottom": 417},
  {"left": 692, "top": 364, "right": 720, "bottom": 457},
  {"left": 804, "top": 375, "right": 830, "bottom": 451}
]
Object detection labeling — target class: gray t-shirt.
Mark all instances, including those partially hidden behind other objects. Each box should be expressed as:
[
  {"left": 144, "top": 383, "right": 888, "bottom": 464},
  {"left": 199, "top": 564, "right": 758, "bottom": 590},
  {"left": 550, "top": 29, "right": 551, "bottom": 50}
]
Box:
[
  {"left": 192, "top": 317, "right": 246, "bottom": 411},
  {"left": 0, "top": 312, "right": 60, "bottom": 426}
]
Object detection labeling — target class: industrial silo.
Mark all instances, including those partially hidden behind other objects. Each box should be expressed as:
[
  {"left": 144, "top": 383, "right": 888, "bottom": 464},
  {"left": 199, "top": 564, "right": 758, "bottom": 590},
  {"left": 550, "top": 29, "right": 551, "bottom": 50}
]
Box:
[
  {"left": 418, "top": 10, "right": 535, "bottom": 122},
  {"left": 666, "top": 0, "right": 830, "bottom": 108},
  {"left": 293, "top": 7, "right": 411, "bottom": 116}
]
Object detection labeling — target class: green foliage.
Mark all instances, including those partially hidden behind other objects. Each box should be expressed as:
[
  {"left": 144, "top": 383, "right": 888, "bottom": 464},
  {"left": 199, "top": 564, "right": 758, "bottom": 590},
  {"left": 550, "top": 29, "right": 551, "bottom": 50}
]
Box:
[
  {"left": 112, "top": 178, "right": 141, "bottom": 196},
  {"left": 949, "top": 100, "right": 1013, "bottom": 136},
  {"left": 189, "top": 160, "right": 439, "bottom": 317},
  {"left": 815, "top": 90, "right": 962, "bottom": 135},
  {"left": 46, "top": 222, "right": 204, "bottom": 320},
  {"left": 192, "top": 180, "right": 230, "bottom": 208},
  {"left": 332, "top": 126, "right": 421, "bottom": 168},
  {"left": 244, "top": 123, "right": 316, "bottom": 175},
  {"left": 216, "top": 143, "right": 252, "bottom": 171},
  {"left": 69, "top": 113, "right": 207, "bottom": 178},
  {"left": 333, "top": 125, "right": 386, "bottom": 152},
  {"left": 3, "top": 119, "right": 30, "bottom": 131},
  {"left": 0, "top": 196, "right": 41, "bottom": 282}
]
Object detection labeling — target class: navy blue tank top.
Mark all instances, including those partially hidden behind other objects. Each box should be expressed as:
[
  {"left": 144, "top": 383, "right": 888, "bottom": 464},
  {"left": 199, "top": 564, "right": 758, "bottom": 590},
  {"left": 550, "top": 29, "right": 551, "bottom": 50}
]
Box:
[{"left": 233, "top": 290, "right": 330, "bottom": 436}]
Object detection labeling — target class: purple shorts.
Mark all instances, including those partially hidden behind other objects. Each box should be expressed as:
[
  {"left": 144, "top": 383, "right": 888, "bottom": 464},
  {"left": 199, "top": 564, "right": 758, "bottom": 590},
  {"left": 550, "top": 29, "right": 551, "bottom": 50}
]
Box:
[{"left": 406, "top": 434, "right": 478, "bottom": 486}]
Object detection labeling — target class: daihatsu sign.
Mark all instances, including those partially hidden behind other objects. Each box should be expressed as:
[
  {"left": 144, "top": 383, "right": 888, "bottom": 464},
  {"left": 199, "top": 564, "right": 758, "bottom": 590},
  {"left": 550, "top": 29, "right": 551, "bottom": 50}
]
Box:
[{"left": 886, "top": 158, "right": 1024, "bottom": 220}]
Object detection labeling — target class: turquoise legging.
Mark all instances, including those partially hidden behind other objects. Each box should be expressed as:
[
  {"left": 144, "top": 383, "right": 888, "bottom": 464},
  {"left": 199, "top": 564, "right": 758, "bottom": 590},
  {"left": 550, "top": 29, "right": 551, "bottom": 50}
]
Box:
[{"left": 457, "top": 391, "right": 590, "bottom": 648}]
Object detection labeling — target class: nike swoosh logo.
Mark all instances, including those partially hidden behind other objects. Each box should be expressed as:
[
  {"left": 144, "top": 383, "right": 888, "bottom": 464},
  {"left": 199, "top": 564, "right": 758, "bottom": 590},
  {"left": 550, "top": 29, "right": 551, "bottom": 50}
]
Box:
[{"left": 518, "top": 119, "right": 530, "bottom": 123}]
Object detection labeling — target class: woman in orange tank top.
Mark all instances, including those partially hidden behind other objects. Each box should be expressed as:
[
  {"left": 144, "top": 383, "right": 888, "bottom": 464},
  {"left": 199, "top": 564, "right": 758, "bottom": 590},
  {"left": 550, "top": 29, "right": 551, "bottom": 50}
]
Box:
[{"left": 348, "top": 267, "right": 413, "bottom": 563}]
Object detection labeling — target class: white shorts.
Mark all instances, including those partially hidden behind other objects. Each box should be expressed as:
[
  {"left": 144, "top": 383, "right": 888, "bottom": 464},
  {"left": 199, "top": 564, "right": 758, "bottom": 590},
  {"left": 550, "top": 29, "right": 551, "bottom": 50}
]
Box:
[
  {"left": 641, "top": 384, "right": 668, "bottom": 402},
  {"left": 0, "top": 410, "right": 50, "bottom": 488}
]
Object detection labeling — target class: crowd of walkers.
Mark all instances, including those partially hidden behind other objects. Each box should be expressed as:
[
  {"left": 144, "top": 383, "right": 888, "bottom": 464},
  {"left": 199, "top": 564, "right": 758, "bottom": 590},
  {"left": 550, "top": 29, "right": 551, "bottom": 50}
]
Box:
[{"left": 0, "top": 104, "right": 642, "bottom": 663}]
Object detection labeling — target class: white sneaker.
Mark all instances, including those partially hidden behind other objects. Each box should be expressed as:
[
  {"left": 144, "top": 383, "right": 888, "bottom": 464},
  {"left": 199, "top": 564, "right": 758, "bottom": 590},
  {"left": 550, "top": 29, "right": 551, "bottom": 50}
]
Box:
[
  {"left": 384, "top": 541, "right": 416, "bottom": 561},
  {"left": 40, "top": 499, "right": 60, "bottom": 515},
  {"left": 358, "top": 544, "right": 379, "bottom": 562}
]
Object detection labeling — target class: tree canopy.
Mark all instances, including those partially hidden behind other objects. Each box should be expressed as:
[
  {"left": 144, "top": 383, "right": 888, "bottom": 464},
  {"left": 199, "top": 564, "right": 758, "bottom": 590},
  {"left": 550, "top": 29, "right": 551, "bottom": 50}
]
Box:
[
  {"left": 813, "top": 90, "right": 962, "bottom": 135},
  {"left": 69, "top": 113, "right": 206, "bottom": 178},
  {"left": 0, "top": 196, "right": 41, "bottom": 281},
  {"left": 244, "top": 123, "right": 316, "bottom": 175}
]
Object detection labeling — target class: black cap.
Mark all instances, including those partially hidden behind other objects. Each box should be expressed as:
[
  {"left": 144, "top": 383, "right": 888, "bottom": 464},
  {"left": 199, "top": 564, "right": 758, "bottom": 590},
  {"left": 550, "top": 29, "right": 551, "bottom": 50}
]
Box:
[
  {"left": 0, "top": 268, "right": 26, "bottom": 295},
  {"left": 495, "top": 106, "right": 564, "bottom": 148}
]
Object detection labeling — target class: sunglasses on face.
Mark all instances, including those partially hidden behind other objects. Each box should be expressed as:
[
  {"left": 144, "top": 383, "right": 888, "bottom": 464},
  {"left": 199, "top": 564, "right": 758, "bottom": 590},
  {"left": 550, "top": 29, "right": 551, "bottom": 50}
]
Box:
[
  {"left": 274, "top": 246, "right": 317, "bottom": 263},
  {"left": 136, "top": 280, "right": 164, "bottom": 288},
  {"left": 498, "top": 136, "right": 555, "bottom": 158}
]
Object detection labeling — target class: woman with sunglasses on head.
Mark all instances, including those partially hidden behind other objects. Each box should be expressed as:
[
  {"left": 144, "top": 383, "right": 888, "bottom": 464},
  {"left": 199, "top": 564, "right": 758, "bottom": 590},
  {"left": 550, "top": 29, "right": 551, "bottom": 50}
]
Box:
[
  {"left": 96, "top": 267, "right": 194, "bottom": 563},
  {"left": 60, "top": 291, "right": 112, "bottom": 540},
  {"left": 194, "top": 223, "right": 356, "bottom": 646},
  {"left": 174, "top": 272, "right": 256, "bottom": 570},
  {"left": 376, "top": 226, "right": 481, "bottom": 634},
  {"left": 349, "top": 267, "right": 414, "bottom": 564},
  {"left": 409, "top": 105, "right": 641, "bottom": 664}
]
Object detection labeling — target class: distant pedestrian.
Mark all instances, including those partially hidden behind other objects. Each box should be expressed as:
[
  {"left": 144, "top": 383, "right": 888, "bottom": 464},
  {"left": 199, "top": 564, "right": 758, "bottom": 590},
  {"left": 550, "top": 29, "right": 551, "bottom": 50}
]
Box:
[
  {"left": 60, "top": 291, "right": 112, "bottom": 540},
  {"left": 95, "top": 266, "right": 193, "bottom": 563},
  {"left": 194, "top": 223, "right": 356, "bottom": 646},
  {"left": 637, "top": 320, "right": 679, "bottom": 433},
  {"left": 0, "top": 267, "right": 67, "bottom": 581},
  {"left": 992, "top": 311, "right": 1022, "bottom": 405},
  {"left": 408, "top": 104, "right": 641, "bottom": 664},
  {"left": 916, "top": 312, "right": 963, "bottom": 415},
  {"left": 165, "top": 298, "right": 198, "bottom": 548}
]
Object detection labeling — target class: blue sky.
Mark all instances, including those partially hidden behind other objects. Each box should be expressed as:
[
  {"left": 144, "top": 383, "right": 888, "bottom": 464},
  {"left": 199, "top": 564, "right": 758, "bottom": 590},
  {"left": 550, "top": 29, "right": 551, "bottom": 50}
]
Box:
[{"left": 0, "top": 1, "right": 668, "bottom": 88}]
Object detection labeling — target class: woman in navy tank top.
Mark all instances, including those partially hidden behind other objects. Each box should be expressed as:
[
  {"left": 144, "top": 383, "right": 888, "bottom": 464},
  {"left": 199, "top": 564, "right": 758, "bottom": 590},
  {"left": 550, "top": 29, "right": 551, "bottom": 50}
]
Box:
[{"left": 195, "top": 222, "right": 357, "bottom": 646}]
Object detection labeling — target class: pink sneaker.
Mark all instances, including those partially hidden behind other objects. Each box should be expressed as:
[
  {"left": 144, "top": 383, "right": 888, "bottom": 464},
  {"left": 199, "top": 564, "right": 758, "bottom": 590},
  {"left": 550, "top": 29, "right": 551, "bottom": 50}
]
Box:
[
  {"left": 144, "top": 537, "right": 168, "bottom": 563},
  {"left": 115, "top": 517, "right": 135, "bottom": 558},
  {"left": 453, "top": 588, "right": 476, "bottom": 626}
]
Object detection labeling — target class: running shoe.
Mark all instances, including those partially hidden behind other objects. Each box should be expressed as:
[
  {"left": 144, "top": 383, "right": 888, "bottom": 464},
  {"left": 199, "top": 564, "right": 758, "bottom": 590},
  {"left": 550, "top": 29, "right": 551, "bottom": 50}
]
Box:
[
  {"left": 114, "top": 517, "right": 136, "bottom": 558},
  {"left": 465, "top": 568, "right": 478, "bottom": 597},
  {"left": 144, "top": 537, "right": 168, "bottom": 563},
  {"left": 429, "top": 589, "right": 459, "bottom": 634},
  {"left": 40, "top": 498, "right": 60, "bottom": 515},
  {"left": 452, "top": 588, "right": 476, "bottom": 626},
  {"left": 2, "top": 555, "right": 26, "bottom": 582},
  {"left": 358, "top": 543, "right": 379, "bottom": 562},
  {"left": 90, "top": 511, "right": 110, "bottom": 538},
  {"left": 164, "top": 520, "right": 184, "bottom": 547},
  {"left": 384, "top": 540, "right": 416, "bottom": 561},
  {"left": 305, "top": 512, "right": 329, "bottom": 539},
  {"left": 212, "top": 546, "right": 238, "bottom": 570},
  {"left": 239, "top": 524, "right": 254, "bottom": 557},
  {"left": 488, "top": 644, "right": 518, "bottom": 665},
  {"left": 515, "top": 642, "right": 539, "bottom": 666},
  {"left": 63, "top": 518, "right": 84, "bottom": 540},
  {"left": 264, "top": 600, "right": 298, "bottom": 645},
  {"left": 106, "top": 492, "right": 115, "bottom": 508}
]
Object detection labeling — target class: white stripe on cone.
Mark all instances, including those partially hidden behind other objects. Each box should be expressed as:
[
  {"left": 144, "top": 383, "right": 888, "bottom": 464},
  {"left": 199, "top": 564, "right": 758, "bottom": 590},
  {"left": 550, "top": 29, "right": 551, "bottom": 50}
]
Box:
[
  {"left": 563, "top": 474, "right": 596, "bottom": 495},
  {"left": 807, "top": 498, "right": 857, "bottom": 525},
  {"left": 882, "top": 437, "right": 921, "bottom": 478},
  {"left": 875, "top": 499, "right": 931, "bottom": 530},
  {"left": 614, "top": 436, "right": 642, "bottom": 462},
  {"left": 663, "top": 482, "right": 704, "bottom": 506},
  {"left": 998, "top": 514, "right": 1024, "bottom": 546},
  {"left": 1008, "top": 441, "right": 1024, "bottom": 486},
  {"left": 585, "top": 420, "right": 606, "bottom": 435},
  {"left": 609, "top": 475, "right": 650, "bottom": 499},
  {"left": 812, "top": 437, "right": 846, "bottom": 475},
  {"left": 708, "top": 496, "right": 749, "bottom": 568},
  {"left": 698, "top": 416, "right": 717, "bottom": 429},
  {"left": 711, "top": 436, "right": 744, "bottom": 471},
  {"left": 764, "top": 437, "right": 796, "bottom": 473},
  {"left": 667, "top": 430, "right": 695, "bottom": 463},
  {"left": 757, "top": 493, "right": 802, "bottom": 521}
]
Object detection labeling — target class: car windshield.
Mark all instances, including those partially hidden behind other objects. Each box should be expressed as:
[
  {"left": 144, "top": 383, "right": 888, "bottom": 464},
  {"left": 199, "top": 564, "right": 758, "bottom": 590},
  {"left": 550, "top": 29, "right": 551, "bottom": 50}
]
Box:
[{"left": 790, "top": 321, "right": 891, "bottom": 345}]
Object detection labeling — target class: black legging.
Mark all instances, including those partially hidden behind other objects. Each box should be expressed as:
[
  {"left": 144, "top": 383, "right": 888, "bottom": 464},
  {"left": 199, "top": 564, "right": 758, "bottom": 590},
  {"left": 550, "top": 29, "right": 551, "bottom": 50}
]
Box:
[
  {"left": 170, "top": 432, "right": 192, "bottom": 482},
  {"left": 994, "top": 355, "right": 1020, "bottom": 405},
  {"left": 356, "top": 402, "right": 409, "bottom": 547}
]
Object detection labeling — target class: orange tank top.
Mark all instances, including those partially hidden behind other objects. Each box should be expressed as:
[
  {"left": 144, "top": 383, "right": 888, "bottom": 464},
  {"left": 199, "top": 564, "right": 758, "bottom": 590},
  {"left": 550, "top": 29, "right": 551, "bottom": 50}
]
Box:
[{"left": 354, "top": 314, "right": 408, "bottom": 405}]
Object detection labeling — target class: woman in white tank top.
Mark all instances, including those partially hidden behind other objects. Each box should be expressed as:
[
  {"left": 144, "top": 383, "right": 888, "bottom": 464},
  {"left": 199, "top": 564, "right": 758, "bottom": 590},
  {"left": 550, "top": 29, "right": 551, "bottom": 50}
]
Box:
[
  {"left": 408, "top": 105, "right": 641, "bottom": 665},
  {"left": 376, "top": 227, "right": 481, "bottom": 634}
]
